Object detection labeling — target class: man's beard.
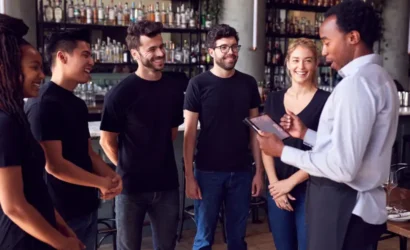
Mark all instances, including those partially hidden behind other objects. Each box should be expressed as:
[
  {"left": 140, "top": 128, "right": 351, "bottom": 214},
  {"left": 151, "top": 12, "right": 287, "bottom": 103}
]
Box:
[
  {"left": 139, "top": 54, "right": 165, "bottom": 72},
  {"left": 215, "top": 54, "right": 238, "bottom": 70}
]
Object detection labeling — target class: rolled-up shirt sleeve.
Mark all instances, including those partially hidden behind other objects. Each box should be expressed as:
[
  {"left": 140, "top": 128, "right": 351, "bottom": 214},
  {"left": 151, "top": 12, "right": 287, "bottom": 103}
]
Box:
[{"left": 281, "top": 76, "right": 377, "bottom": 184}]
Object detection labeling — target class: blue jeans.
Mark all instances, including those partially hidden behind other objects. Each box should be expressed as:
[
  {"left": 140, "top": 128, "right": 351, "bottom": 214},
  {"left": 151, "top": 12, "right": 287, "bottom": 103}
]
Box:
[
  {"left": 66, "top": 210, "right": 98, "bottom": 250},
  {"left": 193, "top": 169, "right": 252, "bottom": 250},
  {"left": 267, "top": 186, "right": 307, "bottom": 250},
  {"left": 115, "top": 189, "right": 179, "bottom": 250}
]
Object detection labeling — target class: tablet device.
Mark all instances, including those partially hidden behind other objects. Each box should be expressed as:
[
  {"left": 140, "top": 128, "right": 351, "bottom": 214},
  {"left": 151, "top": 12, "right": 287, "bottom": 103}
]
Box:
[{"left": 243, "top": 114, "right": 290, "bottom": 140}]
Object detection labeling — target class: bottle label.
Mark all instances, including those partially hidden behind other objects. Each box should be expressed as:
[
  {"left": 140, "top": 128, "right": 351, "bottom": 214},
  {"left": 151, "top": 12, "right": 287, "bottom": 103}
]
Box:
[
  {"left": 98, "top": 9, "right": 104, "bottom": 20},
  {"left": 123, "top": 53, "right": 128, "bottom": 63},
  {"left": 109, "top": 10, "right": 115, "bottom": 20},
  {"left": 155, "top": 13, "right": 161, "bottom": 22},
  {"left": 55, "top": 9, "right": 63, "bottom": 22},
  {"left": 68, "top": 8, "right": 74, "bottom": 18},
  {"left": 45, "top": 8, "right": 53, "bottom": 21},
  {"left": 205, "top": 20, "right": 212, "bottom": 28}
]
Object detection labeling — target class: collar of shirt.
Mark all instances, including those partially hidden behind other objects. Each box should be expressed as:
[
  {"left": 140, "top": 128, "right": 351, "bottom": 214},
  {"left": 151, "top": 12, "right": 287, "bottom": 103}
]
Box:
[{"left": 338, "top": 54, "right": 383, "bottom": 78}]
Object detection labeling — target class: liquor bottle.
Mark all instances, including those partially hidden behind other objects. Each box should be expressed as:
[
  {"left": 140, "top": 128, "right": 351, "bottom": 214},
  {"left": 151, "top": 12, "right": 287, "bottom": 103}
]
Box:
[
  {"left": 189, "top": 9, "right": 196, "bottom": 28},
  {"left": 180, "top": 4, "right": 186, "bottom": 28},
  {"left": 123, "top": 45, "right": 129, "bottom": 63},
  {"left": 161, "top": 2, "right": 167, "bottom": 25},
  {"left": 92, "top": 0, "right": 98, "bottom": 24},
  {"left": 86, "top": 0, "right": 93, "bottom": 24},
  {"left": 205, "top": 14, "right": 212, "bottom": 29},
  {"left": 44, "top": 0, "right": 54, "bottom": 22},
  {"left": 137, "top": 1, "right": 144, "bottom": 21},
  {"left": 54, "top": 0, "right": 63, "bottom": 23},
  {"left": 130, "top": 2, "right": 136, "bottom": 23},
  {"left": 167, "top": 3, "right": 174, "bottom": 27},
  {"left": 117, "top": 3, "right": 123, "bottom": 26},
  {"left": 123, "top": 2, "right": 130, "bottom": 26},
  {"left": 74, "top": 0, "right": 81, "bottom": 23},
  {"left": 79, "top": 0, "right": 86, "bottom": 23},
  {"left": 176, "top": 6, "right": 181, "bottom": 28},
  {"left": 155, "top": 2, "right": 161, "bottom": 22},
  {"left": 67, "top": 0, "right": 75, "bottom": 23},
  {"left": 108, "top": 0, "right": 115, "bottom": 25},
  {"left": 98, "top": 0, "right": 104, "bottom": 24}
]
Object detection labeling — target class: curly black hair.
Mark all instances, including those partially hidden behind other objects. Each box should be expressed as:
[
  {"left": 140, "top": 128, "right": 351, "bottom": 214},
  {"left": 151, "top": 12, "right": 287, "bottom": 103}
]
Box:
[
  {"left": 325, "top": 0, "right": 381, "bottom": 50},
  {"left": 126, "top": 20, "right": 163, "bottom": 50},
  {"left": 206, "top": 24, "right": 239, "bottom": 49},
  {"left": 46, "top": 29, "right": 90, "bottom": 67}
]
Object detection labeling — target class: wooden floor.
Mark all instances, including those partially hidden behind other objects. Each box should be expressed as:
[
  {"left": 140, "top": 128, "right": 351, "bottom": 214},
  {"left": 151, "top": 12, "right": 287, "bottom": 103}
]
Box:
[{"left": 100, "top": 220, "right": 409, "bottom": 250}]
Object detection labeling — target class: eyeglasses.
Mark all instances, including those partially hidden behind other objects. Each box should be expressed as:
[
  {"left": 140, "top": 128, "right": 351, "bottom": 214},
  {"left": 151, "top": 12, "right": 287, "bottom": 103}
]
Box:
[{"left": 214, "top": 44, "right": 241, "bottom": 54}]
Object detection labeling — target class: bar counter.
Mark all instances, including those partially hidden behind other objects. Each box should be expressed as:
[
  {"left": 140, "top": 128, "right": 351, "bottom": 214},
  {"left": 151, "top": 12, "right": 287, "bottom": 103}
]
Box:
[{"left": 88, "top": 107, "right": 410, "bottom": 139}]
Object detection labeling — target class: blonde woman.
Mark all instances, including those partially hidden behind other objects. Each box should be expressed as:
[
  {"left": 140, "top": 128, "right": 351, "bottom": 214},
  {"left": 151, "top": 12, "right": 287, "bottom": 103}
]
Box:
[{"left": 262, "top": 38, "right": 330, "bottom": 250}]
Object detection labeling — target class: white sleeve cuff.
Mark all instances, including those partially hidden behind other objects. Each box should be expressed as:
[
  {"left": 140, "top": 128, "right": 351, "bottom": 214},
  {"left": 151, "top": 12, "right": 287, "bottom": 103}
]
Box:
[{"left": 303, "top": 129, "right": 317, "bottom": 148}]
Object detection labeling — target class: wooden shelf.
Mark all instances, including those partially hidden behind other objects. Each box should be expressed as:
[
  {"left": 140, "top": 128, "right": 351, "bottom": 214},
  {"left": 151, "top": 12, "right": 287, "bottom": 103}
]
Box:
[
  {"left": 40, "top": 21, "right": 209, "bottom": 34},
  {"left": 266, "top": 2, "right": 331, "bottom": 12},
  {"left": 266, "top": 32, "right": 320, "bottom": 40}
]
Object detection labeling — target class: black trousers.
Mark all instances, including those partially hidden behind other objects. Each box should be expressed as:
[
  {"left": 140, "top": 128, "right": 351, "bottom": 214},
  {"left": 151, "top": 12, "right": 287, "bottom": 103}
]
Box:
[{"left": 342, "top": 214, "right": 386, "bottom": 250}]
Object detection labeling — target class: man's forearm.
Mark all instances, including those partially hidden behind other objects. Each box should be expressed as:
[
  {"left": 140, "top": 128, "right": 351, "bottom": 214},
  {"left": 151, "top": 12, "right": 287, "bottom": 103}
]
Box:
[
  {"left": 100, "top": 139, "right": 119, "bottom": 166},
  {"left": 90, "top": 151, "right": 116, "bottom": 177},
  {"left": 6, "top": 202, "right": 67, "bottom": 249},
  {"left": 183, "top": 134, "right": 196, "bottom": 178},
  {"left": 46, "top": 159, "right": 105, "bottom": 189}
]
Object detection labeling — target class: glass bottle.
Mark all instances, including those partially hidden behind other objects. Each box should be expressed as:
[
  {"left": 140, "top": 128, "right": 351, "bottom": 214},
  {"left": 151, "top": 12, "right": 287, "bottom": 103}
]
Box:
[{"left": 54, "top": 0, "right": 63, "bottom": 23}]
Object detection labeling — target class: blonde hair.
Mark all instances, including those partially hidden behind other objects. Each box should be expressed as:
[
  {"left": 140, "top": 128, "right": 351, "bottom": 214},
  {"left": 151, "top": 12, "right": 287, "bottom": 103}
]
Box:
[{"left": 285, "top": 38, "right": 319, "bottom": 86}]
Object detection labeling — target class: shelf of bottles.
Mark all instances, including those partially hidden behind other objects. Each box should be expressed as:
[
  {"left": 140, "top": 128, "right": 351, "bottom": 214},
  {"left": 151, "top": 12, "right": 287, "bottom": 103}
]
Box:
[
  {"left": 36, "top": 0, "right": 216, "bottom": 76},
  {"left": 264, "top": 0, "right": 337, "bottom": 95},
  {"left": 39, "top": 0, "right": 215, "bottom": 30}
]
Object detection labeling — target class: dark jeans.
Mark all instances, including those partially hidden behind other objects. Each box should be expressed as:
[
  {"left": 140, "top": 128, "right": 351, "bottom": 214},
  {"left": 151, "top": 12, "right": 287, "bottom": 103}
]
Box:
[
  {"left": 115, "top": 189, "right": 179, "bottom": 250},
  {"left": 66, "top": 210, "right": 98, "bottom": 250},
  {"left": 193, "top": 169, "right": 252, "bottom": 250},
  {"left": 267, "top": 186, "right": 307, "bottom": 250}
]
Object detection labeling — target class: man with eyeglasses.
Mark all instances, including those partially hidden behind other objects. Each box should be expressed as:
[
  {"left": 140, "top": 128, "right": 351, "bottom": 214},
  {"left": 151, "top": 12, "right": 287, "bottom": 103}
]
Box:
[
  {"left": 184, "top": 24, "right": 264, "bottom": 250},
  {"left": 99, "top": 20, "right": 184, "bottom": 250}
]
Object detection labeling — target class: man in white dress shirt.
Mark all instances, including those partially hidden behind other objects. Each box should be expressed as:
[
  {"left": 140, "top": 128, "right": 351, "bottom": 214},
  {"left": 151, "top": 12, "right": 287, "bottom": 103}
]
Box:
[{"left": 257, "top": 1, "right": 399, "bottom": 250}]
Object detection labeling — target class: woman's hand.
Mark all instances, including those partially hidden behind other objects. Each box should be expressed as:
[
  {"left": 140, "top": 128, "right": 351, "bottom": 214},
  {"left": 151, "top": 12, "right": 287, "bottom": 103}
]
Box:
[
  {"left": 273, "top": 193, "right": 296, "bottom": 212},
  {"left": 269, "top": 178, "right": 296, "bottom": 199}
]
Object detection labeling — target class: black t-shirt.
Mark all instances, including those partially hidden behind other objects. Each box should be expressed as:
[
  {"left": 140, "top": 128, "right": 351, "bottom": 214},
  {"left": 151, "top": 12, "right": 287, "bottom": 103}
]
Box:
[
  {"left": 100, "top": 73, "right": 184, "bottom": 194},
  {"left": 0, "top": 111, "right": 56, "bottom": 250},
  {"left": 184, "top": 70, "right": 261, "bottom": 172},
  {"left": 264, "top": 89, "right": 330, "bottom": 192},
  {"left": 25, "top": 82, "right": 99, "bottom": 221}
]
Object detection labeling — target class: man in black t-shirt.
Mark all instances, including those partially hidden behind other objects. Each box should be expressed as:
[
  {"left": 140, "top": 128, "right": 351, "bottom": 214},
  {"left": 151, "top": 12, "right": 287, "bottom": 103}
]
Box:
[
  {"left": 25, "top": 30, "right": 122, "bottom": 250},
  {"left": 99, "top": 21, "right": 184, "bottom": 250},
  {"left": 184, "top": 24, "right": 264, "bottom": 250}
]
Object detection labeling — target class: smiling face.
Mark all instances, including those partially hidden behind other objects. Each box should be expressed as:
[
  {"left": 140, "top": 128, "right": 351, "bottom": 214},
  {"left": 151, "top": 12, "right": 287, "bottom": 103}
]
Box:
[
  {"left": 21, "top": 45, "right": 45, "bottom": 98},
  {"left": 58, "top": 41, "right": 94, "bottom": 84},
  {"left": 209, "top": 37, "right": 239, "bottom": 71},
  {"left": 133, "top": 34, "right": 165, "bottom": 72},
  {"left": 287, "top": 45, "right": 317, "bottom": 85}
]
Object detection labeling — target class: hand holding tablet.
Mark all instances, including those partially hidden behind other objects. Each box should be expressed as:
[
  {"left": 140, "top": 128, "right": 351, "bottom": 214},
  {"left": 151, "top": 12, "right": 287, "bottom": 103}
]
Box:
[{"left": 244, "top": 114, "right": 290, "bottom": 140}]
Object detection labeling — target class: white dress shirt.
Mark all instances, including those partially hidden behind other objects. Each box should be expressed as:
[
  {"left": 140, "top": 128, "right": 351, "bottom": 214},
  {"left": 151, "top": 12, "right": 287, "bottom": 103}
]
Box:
[{"left": 281, "top": 54, "right": 400, "bottom": 225}]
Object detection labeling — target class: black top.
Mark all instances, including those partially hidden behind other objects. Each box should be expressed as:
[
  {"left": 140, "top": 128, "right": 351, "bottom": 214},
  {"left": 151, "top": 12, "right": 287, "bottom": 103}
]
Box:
[
  {"left": 0, "top": 112, "right": 55, "bottom": 250},
  {"left": 264, "top": 89, "right": 330, "bottom": 192},
  {"left": 25, "top": 82, "right": 99, "bottom": 221},
  {"left": 100, "top": 73, "right": 184, "bottom": 194},
  {"left": 184, "top": 70, "right": 261, "bottom": 172}
]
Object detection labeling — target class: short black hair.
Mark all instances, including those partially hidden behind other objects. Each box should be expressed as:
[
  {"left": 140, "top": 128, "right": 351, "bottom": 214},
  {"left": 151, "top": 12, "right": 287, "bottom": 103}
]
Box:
[
  {"left": 206, "top": 24, "right": 239, "bottom": 49},
  {"left": 46, "top": 29, "right": 90, "bottom": 66},
  {"left": 325, "top": 0, "right": 381, "bottom": 50},
  {"left": 126, "top": 20, "right": 163, "bottom": 50}
]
